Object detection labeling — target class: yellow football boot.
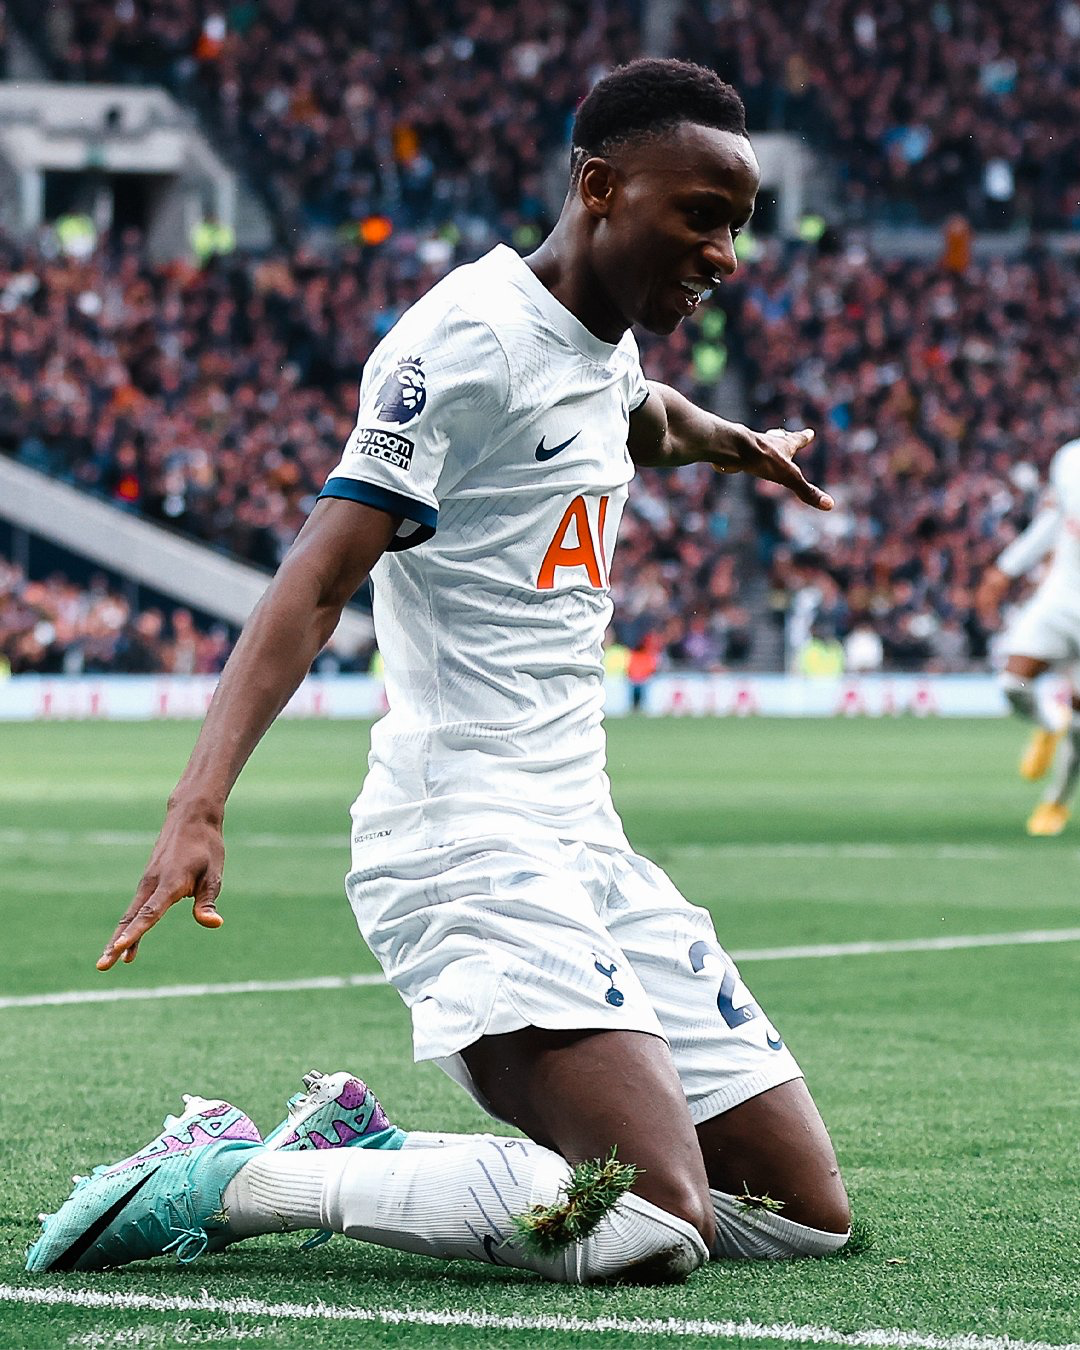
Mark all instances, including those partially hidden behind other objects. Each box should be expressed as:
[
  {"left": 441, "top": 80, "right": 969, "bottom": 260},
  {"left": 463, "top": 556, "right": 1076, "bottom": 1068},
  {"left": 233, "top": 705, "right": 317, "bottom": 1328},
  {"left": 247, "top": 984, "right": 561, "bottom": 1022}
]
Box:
[
  {"left": 1026, "top": 801, "right": 1069, "bottom": 836},
  {"left": 1019, "top": 727, "right": 1064, "bottom": 780}
]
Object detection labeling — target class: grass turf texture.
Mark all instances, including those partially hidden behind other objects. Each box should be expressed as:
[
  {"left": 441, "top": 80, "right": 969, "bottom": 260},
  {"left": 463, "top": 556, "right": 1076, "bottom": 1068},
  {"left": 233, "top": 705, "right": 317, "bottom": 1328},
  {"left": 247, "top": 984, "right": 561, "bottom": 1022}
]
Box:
[{"left": 1, "top": 716, "right": 1078, "bottom": 1350}]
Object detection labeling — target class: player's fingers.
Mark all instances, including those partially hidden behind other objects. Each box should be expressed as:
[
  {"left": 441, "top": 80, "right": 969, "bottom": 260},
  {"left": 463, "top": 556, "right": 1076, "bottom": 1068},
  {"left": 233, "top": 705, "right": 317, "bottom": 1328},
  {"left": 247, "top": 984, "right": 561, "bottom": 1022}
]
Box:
[
  {"left": 193, "top": 874, "right": 224, "bottom": 930},
  {"left": 97, "top": 882, "right": 184, "bottom": 969},
  {"left": 790, "top": 427, "right": 815, "bottom": 453},
  {"left": 767, "top": 428, "right": 815, "bottom": 459},
  {"left": 97, "top": 887, "right": 155, "bottom": 969},
  {"left": 776, "top": 456, "right": 833, "bottom": 511}
]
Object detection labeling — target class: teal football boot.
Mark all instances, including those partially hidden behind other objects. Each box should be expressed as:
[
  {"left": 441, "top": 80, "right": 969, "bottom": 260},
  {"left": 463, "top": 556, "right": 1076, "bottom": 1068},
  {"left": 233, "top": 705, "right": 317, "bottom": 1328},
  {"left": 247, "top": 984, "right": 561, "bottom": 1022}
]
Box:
[
  {"left": 264, "top": 1070, "right": 406, "bottom": 1152},
  {"left": 264, "top": 1070, "right": 405, "bottom": 1251},
  {"left": 27, "top": 1097, "right": 264, "bottom": 1272}
]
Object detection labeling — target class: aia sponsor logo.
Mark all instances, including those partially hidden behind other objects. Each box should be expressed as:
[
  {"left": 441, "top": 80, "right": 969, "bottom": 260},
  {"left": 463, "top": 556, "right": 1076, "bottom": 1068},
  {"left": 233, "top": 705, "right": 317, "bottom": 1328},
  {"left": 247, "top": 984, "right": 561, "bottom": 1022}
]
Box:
[{"left": 537, "top": 495, "right": 610, "bottom": 590}]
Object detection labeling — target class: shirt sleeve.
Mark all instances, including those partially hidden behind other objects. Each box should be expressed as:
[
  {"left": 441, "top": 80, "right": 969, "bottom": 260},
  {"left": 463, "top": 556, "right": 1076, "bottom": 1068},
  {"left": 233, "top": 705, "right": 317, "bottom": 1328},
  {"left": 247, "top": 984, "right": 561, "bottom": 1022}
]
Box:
[
  {"left": 320, "top": 306, "right": 510, "bottom": 551},
  {"left": 622, "top": 332, "right": 651, "bottom": 412},
  {"left": 997, "top": 500, "right": 1060, "bottom": 578}
]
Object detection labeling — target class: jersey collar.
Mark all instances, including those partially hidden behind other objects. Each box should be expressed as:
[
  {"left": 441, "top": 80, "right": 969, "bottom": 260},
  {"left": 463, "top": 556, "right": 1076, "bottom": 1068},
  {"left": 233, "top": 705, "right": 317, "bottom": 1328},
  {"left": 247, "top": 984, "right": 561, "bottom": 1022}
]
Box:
[{"left": 491, "top": 244, "right": 623, "bottom": 363}]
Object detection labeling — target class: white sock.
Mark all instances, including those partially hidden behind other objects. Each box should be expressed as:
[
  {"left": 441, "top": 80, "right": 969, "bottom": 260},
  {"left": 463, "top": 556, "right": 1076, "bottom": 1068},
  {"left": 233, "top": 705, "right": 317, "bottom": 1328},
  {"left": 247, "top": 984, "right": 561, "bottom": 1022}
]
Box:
[
  {"left": 710, "top": 1188, "right": 849, "bottom": 1259},
  {"left": 399, "top": 1130, "right": 489, "bottom": 1150},
  {"left": 223, "top": 1137, "right": 707, "bottom": 1283},
  {"left": 1045, "top": 715, "right": 1080, "bottom": 807},
  {"left": 1001, "top": 672, "right": 1051, "bottom": 729}
]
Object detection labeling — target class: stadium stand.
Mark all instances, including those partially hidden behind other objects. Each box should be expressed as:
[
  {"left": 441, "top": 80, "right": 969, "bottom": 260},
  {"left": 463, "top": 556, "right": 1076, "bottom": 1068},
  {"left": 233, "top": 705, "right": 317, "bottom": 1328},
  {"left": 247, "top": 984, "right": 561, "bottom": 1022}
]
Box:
[
  {"left": 9, "top": 0, "right": 639, "bottom": 235},
  {"left": 0, "top": 230, "right": 360, "bottom": 567},
  {"left": 674, "top": 0, "right": 1080, "bottom": 229},
  {"left": 17, "top": 1, "right": 1076, "bottom": 232},
  {"left": 1, "top": 2, "right": 1077, "bottom": 674},
  {"left": 726, "top": 239, "right": 1080, "bottom": 669},
  {"left": 7, "top": 215, "right": 1078, "bottom": 672},
  {"left": 0, "top": 551, "right": 232, "bottom": 674},
  {"left": 0, "top": 219, "right": 757, "bottom": 668}
]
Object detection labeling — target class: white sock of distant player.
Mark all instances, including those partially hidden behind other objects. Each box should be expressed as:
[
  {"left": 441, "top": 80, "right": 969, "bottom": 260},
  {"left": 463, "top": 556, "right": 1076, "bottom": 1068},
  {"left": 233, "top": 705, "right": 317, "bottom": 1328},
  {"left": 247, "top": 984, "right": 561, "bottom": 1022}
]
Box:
[
  {"left": 222, "top": 1135, "right": 706, "bottom": 1283},
  {"left": 1001, "top": 670, "right": 1054, "bottom": 729},
  {"left": 1043, "top": 711, "right": 1080, "bottom": 807}
]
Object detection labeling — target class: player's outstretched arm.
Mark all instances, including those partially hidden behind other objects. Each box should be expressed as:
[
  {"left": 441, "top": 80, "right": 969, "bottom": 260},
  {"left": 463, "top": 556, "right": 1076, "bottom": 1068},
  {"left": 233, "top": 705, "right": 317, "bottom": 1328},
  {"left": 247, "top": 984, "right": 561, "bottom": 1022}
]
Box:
[
  {"left": 628, "top": 381, "right": 833, "bottom": 511},
  {"left": 974, "top": 564, "right": 1012, "bottom": 628},
  {"left": 97, "top": 499, "right": 401, "bottom": 971},
  {"left": 976, "top": 500, "right": 1060, "bottom": 626}
]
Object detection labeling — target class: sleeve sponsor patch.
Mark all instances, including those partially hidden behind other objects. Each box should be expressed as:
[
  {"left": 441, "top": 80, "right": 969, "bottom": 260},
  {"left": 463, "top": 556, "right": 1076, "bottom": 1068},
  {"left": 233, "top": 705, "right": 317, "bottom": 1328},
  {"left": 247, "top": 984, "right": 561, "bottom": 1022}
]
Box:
[{"left": 350, "top": 427, "right": 415, "bottom": 470}]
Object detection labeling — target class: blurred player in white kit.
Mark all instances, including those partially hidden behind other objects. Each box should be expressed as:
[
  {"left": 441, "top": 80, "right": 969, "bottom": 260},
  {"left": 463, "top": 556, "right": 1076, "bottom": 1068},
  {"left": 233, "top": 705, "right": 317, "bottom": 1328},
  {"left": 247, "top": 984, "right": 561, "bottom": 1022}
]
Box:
[
  {"left": 979, "top": 437, "right": 1080, "bottom": 836},
  {"left": 29, "top": 60, "right": 851, "bottom": 1286}
]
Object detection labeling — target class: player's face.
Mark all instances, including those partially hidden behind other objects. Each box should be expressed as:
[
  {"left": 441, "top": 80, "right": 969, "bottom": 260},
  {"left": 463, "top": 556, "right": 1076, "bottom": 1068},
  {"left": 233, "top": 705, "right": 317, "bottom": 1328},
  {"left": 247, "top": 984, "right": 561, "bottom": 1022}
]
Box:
[{"left": 586, "top": 124, "right": 759, "bottom": 336}]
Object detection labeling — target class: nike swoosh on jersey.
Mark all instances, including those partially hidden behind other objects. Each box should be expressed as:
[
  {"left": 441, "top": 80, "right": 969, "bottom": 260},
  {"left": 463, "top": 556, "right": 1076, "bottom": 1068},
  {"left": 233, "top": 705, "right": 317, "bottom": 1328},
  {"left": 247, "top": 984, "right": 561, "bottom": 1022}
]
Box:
[{"left": 535, "top": 431, "right": 581, "bottom": 461}]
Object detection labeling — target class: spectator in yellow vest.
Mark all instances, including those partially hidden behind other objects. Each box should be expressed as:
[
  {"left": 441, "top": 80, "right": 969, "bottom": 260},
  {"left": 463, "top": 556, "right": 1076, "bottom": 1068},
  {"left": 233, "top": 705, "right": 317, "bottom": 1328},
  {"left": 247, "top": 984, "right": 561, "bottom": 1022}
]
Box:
[
  {"left": 797, "top": 626, "right": 845, "bottom": 677},
  {"left": 191, "top": 215, "right": 236, "bottom": 266}
]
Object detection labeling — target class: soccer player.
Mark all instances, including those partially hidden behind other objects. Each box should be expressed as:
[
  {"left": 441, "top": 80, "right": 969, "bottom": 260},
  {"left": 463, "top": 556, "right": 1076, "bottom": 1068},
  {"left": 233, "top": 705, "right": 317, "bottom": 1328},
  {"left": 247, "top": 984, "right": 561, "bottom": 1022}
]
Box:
[
  {"left": 978, "top": 437, "right": 1080, "bottom": 836},
  {"left": 29, "top": 60, "right": 851, "bottom": 1285}
]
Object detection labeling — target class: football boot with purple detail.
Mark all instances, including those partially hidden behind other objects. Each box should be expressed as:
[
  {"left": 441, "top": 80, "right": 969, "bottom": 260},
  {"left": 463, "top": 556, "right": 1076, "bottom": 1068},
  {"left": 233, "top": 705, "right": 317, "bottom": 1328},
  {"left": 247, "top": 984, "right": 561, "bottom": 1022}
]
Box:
[
  {"left": 27, "top": 1097, "right": 264, "bottom": 1272},
  {"left": 264, "top": 1070, "right": 406, "bottom": 1152},
  {"left": 263, "top": 1070, "right": 405, "bottom": 1252}
]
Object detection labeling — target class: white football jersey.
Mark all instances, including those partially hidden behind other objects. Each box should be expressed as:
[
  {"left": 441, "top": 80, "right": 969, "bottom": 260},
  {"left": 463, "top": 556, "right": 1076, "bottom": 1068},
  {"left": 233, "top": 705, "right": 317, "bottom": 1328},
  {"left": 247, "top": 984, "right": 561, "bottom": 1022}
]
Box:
[
  {"left": 322, "top": 245, "right": 649, "bottom": 850},
  {"left": 998, "top": 438, "right": 1080, "bottom": 609}
]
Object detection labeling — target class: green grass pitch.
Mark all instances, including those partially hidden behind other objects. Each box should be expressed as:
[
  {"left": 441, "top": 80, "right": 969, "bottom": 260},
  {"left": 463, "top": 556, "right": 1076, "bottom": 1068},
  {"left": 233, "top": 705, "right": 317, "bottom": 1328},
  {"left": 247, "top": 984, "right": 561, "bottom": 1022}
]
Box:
[{"left": 1, "top": 716, "right": 1078, "bottom": 1349}]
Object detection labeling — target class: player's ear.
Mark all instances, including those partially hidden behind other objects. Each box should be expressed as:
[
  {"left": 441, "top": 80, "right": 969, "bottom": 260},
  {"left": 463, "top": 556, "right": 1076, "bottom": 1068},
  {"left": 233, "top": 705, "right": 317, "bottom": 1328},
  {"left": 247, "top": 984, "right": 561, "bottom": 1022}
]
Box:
[{"left": 578, "top": 157, "right": 618, "bottom": 219}]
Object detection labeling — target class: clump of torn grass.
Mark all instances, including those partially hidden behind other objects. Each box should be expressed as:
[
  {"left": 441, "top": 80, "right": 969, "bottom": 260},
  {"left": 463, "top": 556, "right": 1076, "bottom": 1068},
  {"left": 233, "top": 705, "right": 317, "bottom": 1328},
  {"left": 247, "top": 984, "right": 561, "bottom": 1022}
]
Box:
[
  {"left": 735, "top": 1182, "right": 786, "bottom": 1214},
  {"left": 512, "top": 1150, "right": 639, "bottom": 1256}
]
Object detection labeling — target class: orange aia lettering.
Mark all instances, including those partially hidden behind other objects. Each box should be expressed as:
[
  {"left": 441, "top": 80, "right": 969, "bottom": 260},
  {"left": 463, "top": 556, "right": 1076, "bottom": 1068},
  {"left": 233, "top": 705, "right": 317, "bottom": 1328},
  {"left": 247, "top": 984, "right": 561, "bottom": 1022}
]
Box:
[{"left": 537, "top": 495, "right": 609, "bottom": 590}]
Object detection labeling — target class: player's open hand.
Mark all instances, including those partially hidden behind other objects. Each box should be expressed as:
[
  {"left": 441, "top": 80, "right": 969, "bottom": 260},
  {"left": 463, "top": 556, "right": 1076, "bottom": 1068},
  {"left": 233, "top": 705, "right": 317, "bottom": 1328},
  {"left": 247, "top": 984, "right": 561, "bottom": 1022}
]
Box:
[
  {"left": 97, "top": 808, "right": 225, "bottom": 970},
  {"left": 718, "top": 427, "right": 833, "bottom": 511}
]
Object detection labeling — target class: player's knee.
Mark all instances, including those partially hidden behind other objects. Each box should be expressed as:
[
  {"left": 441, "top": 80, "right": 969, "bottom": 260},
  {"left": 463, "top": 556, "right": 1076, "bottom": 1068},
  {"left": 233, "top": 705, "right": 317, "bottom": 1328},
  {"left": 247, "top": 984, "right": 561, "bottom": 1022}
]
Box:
[
  {"left": 788, "top": 1165, "right": 851, "bottom": 1238},
  {"left": 576, "top": 1192, "right": 710, "bottom": 1285},
  {"left": 813, "top": 1182, "right": 852, "bottom": 1238},
  {"left": 650, "top": 1178, "right": 715, "bottom": 1249}
]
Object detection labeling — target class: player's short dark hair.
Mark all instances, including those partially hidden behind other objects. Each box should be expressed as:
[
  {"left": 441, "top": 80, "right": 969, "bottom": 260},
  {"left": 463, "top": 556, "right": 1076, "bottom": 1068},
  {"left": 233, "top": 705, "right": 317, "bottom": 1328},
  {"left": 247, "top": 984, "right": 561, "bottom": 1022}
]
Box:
[{"left": 570, "top": 58, "right": 747, "bottom": 182}]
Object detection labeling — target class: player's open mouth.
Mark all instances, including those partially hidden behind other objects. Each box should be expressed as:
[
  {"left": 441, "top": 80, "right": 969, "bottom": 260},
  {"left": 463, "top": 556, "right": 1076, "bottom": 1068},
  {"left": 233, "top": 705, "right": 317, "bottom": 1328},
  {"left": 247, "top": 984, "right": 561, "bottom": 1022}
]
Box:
[{"left": 676, "top": 280, "right": 713, "bottom": 313}]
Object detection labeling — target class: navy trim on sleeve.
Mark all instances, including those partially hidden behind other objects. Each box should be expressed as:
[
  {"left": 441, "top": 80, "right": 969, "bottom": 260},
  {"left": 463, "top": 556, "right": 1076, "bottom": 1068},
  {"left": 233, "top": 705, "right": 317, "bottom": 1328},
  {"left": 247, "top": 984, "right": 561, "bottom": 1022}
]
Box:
[{"left": 319, "top": 477, "right": 437, "bottom": 551}]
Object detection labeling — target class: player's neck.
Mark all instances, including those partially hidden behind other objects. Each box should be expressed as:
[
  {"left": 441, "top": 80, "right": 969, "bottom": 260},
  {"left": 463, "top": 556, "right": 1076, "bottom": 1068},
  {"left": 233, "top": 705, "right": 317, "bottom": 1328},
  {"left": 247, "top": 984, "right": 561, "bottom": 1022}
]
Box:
[{"left": 525, "top": 230, "right": 629, "bottom": 345}]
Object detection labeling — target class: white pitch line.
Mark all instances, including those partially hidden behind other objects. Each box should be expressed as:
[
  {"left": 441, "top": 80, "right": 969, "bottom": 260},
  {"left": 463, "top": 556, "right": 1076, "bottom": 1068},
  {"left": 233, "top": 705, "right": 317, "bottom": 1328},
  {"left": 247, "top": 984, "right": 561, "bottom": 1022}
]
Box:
[
  {"left": 1, "top": 1286, "right": 1076, "bottom": 1350},
  {"left": 3, "top": 929, "right": 1079, "bottom": 1012},
  {"left": 732, "top": 927, "right": 1080, "bottom": 962},
  {"left": 0, "top": 973, "right": 386, "bottom": 1010}
]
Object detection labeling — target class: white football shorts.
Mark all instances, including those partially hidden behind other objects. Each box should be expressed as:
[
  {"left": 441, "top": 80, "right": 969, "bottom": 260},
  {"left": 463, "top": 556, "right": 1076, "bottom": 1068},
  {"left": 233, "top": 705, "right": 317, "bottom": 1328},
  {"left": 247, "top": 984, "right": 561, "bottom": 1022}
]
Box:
[
  {"left": 1003, "top": 589, "right": 1080, "bottom": 665},
  {"left": 345, "top": 831, "right": 802, "bottom": 1125}
]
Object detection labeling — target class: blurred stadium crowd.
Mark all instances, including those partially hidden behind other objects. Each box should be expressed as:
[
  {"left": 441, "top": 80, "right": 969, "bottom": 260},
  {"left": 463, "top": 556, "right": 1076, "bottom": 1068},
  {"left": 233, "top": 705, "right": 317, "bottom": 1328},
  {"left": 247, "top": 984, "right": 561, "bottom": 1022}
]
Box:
[
  {"left": 0, "top": 554, "right": 231, "bottom": 676},
  {"left": 675, "top": 0, "right": 1080, "bottom": 230},
  {"left": 1, "top": 0, "right": 1078, "bottom": 677},
  {"left": 730, "top": 239, "right": 1079, "bottom": 672},
  {"left": 14, "top": 1, "right": 1079, "bottom": 231},
  {"left": 13, "top": 0, "right": 636, "bottom": 237}
]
